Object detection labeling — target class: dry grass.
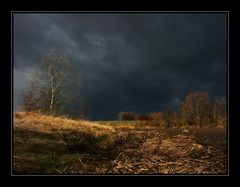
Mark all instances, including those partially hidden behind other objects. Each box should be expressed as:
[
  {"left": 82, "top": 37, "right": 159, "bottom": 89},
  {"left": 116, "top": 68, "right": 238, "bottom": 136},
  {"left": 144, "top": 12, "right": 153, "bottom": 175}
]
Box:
[
  {"left": 14, "top": 112, "right": 114, "bottom": 135},
  {"left": 13, "top": 112, "right": 227, "bottom": 175},
  {"left": 110, "top": 133, "right": 226, "bottom": 174}
]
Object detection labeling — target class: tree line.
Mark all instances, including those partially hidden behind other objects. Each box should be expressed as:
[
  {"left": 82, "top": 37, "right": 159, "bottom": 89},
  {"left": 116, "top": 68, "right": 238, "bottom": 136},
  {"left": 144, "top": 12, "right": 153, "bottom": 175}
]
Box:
[{"left": 118, "top": 91, "right": 226, "bottom": 128}]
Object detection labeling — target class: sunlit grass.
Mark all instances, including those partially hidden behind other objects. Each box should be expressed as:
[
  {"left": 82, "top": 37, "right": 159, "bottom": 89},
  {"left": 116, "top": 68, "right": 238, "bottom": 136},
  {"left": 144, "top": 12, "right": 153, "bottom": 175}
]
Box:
[{"left": 13, "top": 112, "right": 227, "bottom": 175}]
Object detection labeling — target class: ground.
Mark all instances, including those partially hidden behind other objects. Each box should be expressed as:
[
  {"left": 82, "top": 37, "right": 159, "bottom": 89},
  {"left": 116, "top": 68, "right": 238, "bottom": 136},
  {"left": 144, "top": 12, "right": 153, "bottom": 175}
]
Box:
[{"left": 13, "top": 112, "right": 227, "bottom": 175}]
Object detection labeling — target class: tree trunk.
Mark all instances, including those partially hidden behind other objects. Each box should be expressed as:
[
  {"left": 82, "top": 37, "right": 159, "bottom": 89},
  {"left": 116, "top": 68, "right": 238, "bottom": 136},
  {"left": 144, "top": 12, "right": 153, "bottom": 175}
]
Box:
[
  {"left": 49, "top": 65, "right": 55, "bottom": 112},
  {"left": 197, "top": 116, "right": 201, "bottom": 128},
  {"left": 50, "top": 88, "right": 55, "bottom": 111}
]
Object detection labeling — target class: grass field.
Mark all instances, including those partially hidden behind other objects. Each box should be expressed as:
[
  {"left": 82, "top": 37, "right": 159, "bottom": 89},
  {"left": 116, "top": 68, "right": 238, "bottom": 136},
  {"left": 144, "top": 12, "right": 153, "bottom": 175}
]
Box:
[{"left": 13, "top": 112, "right": 227, "bottom": 175}]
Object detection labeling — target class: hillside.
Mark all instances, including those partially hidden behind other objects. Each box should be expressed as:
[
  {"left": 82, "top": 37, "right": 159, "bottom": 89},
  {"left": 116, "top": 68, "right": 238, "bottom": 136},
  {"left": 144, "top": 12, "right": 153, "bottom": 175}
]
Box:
[{"left": 13, "top": 112, "right": 227, "bottom": 175}]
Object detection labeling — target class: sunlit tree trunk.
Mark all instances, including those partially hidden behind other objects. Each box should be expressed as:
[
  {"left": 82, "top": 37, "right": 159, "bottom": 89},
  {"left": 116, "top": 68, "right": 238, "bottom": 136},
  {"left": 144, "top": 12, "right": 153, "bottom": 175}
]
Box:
[{"left": 49, "top": 63, "right": 55, "bottom": 112}]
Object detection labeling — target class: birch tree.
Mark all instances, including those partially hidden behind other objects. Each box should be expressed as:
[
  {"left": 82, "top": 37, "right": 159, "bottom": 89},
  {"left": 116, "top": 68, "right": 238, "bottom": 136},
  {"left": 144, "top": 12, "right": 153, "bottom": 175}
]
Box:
[{"left": 22, "top": 48, "right": 75, "bottom": 114}]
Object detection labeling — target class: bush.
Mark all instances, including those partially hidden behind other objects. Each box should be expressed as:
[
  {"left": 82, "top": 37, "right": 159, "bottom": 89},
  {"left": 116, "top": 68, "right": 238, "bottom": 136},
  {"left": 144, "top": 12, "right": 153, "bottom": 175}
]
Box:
[
  {"left": 137, "top": 114, "right": 151, "bottom": 121},
  {"left": 148, "top": 112, "right": 162, "bottom": 121},
  {"left": 118, "top": 112, "right": 136, "bottom": 121}
]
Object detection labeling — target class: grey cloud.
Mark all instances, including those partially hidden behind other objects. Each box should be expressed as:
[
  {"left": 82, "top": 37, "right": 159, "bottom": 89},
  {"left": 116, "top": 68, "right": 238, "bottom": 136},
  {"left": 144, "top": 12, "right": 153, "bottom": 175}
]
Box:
[{"left": 13, "top": 13, "right": 227, "bottom": 119}]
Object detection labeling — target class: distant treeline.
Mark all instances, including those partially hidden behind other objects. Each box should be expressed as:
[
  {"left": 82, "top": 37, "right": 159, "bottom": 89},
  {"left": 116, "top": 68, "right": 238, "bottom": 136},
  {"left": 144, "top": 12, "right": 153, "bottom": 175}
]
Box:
[{"left": 118, "top": 91, "right": 226, "bottom": 128}]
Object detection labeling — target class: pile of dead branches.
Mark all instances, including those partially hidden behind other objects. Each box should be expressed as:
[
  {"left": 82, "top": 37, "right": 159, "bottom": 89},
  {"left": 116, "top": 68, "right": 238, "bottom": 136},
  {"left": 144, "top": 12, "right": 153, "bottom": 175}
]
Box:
[{"left": 109, "top": 132, "right": 227, "bottom": 174}]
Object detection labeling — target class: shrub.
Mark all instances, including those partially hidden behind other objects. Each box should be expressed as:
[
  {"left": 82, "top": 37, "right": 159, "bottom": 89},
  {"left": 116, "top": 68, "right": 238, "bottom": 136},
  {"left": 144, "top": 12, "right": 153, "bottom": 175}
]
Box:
[{"left": 118, "top": 111, "right": 136, "bottom": 121}]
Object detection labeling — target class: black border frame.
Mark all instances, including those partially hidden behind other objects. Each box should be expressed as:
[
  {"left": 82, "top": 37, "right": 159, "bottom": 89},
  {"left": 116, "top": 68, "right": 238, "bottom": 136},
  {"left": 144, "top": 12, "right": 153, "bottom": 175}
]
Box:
[{"left": 11, "top": 11, "right": 230, "bottom": 177}]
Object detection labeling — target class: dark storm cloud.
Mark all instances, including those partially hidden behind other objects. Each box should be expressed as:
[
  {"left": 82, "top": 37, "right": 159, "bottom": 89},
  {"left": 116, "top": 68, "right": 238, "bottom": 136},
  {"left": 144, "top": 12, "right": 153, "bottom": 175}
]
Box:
[{"left": 13, "top": 13, "right": 227, "bottom": 119}]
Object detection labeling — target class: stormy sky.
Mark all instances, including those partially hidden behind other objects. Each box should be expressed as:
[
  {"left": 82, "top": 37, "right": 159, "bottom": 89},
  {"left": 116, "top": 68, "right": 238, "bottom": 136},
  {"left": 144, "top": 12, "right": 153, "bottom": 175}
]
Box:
[{"left": 13, "top": 13, "right": 227, "bottom": 120}]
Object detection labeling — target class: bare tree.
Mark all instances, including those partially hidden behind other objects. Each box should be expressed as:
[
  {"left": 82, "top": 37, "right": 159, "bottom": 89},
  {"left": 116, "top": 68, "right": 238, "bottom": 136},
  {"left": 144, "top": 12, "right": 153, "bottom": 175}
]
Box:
[
  {"left": 21, "top": 48, "right": 76, "bottom": 115},
  {"left": 21, "top": 87, "right": 38, "bottom": 112},
  {"left": 212, "top": 99, "right": 226, "bottom": 126},
  {"left": 181, "top": 91, "right": 209, "bottom": 128},
  {"left": 162, "top": 108, "right": 175, "bottom": 128}
]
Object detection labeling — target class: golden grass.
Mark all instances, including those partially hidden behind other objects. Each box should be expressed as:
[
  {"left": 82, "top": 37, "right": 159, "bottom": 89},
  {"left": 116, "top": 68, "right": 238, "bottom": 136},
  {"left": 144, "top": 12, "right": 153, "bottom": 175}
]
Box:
[
  {"left": 13, "top": 112, "right": 227, "bottom": 175},
  {"left": 111, "top": 133, "right": 226, "bottom": 174},
  {"left": 14, "top": 112, "right": 115, "bottom": 136}
]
